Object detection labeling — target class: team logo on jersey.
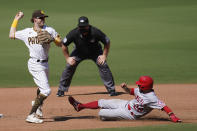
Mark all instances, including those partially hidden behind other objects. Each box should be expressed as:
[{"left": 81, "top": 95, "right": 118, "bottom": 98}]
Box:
[{"left": 28, "top": 36, "right": 39, "bottom": 45}]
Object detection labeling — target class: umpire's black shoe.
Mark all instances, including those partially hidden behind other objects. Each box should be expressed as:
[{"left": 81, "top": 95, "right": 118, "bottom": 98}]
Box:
[
  {"left": 109, "top": 90, "right": 118, "bottom": 96},
  {"left": 56, "top": 90, "right": 65, "bottom": 97}
]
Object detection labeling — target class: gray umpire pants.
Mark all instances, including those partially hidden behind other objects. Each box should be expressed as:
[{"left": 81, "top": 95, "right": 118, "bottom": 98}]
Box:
[{"left": 58, "top": 55, "right": 115, "bottom": 93}]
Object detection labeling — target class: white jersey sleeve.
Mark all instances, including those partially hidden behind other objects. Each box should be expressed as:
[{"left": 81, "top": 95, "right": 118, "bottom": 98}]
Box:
[
  {"left": 15, "top": 28, "right": 29, "bottom": 42},
  {"left": 145, "top": 94, "right": 166, "bottom": 110}
]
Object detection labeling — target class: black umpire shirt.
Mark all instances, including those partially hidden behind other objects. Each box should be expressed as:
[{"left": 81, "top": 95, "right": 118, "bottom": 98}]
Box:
[{"left": 62, "top": 25, "right": 110, "bottom": 57}]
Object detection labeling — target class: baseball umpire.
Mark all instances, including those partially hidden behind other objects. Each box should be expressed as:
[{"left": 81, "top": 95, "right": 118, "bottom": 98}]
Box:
[{"left": 57, "top": 16, "right": 117, "bottom": 96}]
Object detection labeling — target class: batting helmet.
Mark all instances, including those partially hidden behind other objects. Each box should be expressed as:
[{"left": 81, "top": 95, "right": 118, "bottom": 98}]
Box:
[{"left": 136, "top": 76, "right": 154, "bottom": 91}]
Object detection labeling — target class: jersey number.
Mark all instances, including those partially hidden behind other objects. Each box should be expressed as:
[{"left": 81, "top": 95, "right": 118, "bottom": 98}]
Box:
[{"left": 133, "top": 104, "right": 144, "bottom": 113}]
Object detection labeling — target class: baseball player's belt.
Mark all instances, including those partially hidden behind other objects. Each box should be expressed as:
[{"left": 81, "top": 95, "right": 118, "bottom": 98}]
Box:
[
  {"left": 36, "top": 59, "right": 48, "bottom": 62},
  {"left": 31, "top": 57, "right": 48, "bottom": 63}
]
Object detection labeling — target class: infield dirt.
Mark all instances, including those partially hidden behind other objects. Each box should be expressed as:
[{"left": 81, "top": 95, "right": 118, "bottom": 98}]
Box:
[{"left": 0, "top": 84, "right": 197, "bottom": 131}]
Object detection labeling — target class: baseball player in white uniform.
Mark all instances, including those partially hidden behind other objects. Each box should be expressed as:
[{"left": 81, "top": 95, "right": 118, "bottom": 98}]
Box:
[
  {"left": 68, "top": 76, "right": 181, "bottom": 122},
  {"left": 9, "top": 10, "right": 62, "bottom": 123}
]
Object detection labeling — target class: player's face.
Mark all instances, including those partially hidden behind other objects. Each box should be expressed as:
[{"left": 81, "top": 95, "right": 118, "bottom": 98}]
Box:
[
  {"left": 138, "top": 85, "right": 153, "bottom": 93},
  {"left": 138, "top": 85, "right": 143, "bottom": 92},
  {"left": 34, "top": 17, "right": 45, "bottom": 27}
]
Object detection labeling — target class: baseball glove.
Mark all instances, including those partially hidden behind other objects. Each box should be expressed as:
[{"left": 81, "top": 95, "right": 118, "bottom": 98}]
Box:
[{"left": 37, "top": 30, "right": 54, "bottom": 44}]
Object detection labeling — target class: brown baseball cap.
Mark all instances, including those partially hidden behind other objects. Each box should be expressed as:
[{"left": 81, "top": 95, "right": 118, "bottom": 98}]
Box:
[{"left": 31, "top": 10, "right": 48, "bottom": 23}]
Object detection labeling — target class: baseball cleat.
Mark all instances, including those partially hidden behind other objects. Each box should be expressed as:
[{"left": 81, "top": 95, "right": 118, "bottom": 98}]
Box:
[
  {"left": 68, "top": 96, "right": 81, "bottom": 112},
  {"left": 56, "top": 90, "right": 65, "bottom": 97},
  {"left": 32, "top": 101, "right": 43, "bottom": 117},
  {"left": 26, "top": 113, "right": 43, "bottom": 124},
  {"left": 109, "top": 90, "right": 118, "bottom": 96}
]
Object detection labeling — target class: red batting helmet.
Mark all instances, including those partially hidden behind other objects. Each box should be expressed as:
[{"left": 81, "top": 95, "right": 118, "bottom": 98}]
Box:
[{"left": 136, "top": 76, "right": 154, "bottom": 91}]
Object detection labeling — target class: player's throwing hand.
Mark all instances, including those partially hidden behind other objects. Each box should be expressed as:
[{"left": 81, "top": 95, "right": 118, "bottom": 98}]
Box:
[{"left": 15, "top": 11, "right": 24, "bottom": 20}]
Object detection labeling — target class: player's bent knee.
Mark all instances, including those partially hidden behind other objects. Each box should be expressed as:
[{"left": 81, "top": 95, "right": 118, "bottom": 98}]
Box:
[
  {"left": 41, "top": 88, "right": 51, "bottom": 96},
  {"left": 98, "top": 99, "right": 106, "bottom": 107}
]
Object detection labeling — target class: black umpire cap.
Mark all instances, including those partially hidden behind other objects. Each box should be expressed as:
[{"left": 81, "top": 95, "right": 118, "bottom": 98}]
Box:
[
  {"left": 78, "top": 16, "right": 89, "bottom": 27},
  {"left": 31, "top": 10, "right": 48, "bottom": 23}
]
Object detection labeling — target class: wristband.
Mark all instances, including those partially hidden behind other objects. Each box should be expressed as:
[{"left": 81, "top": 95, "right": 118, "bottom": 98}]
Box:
[
  {"left": 130, "top": 88, "right": 135, "bottom": 95},
  {"left": 54, "top": 35, "right": 62, "bottom": 46},
  {"left": 54, "top": 37, "right": 61, "bottom": 43},
  {"left": 11, "top": 19, "right": 18, "bottom": 28}
]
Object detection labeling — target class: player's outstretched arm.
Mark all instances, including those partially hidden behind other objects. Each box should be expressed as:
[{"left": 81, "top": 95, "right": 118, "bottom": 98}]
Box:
[
  {"left": 162, "top": 106, "right": 182, "bottom": 123},
  {"left": 120, "top": 83, "right": 134, "bottom": 95},
  {"left": 9, "top": 11, "right": 24, "bottom": 39}
]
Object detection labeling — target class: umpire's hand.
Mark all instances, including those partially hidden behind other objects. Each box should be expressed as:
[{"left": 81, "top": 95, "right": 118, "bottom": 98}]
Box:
[
  {"left": 67, "top": 57, "right": 76, "bottom": 66},
  {"left": 97, "top": 55, "right": 106, "bottom": 65}
]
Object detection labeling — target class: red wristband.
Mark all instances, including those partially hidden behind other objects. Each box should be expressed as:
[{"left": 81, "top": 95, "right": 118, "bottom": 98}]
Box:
[{"left": 130, "top": 88, "right": 134, "bottom": 95}]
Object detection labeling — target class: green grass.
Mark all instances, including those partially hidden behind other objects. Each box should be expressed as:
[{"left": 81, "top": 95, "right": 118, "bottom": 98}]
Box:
[
  {"left": 57, "top": 123, "right": 197, "bottom": 131},
  {"left": 0, "top": 0, "right": 197, "bottom": 87}
]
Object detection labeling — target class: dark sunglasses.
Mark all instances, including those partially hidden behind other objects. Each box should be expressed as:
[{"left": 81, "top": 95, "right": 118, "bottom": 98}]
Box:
[{"left": 37, "top": 17, "right": 45, "bottom": 20}]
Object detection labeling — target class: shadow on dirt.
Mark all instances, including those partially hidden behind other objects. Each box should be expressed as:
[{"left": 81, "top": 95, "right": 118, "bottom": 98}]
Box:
[
  {"left": 53, "top": 115, "right": 97, "bottom": 122},
  {"left": 51, "top": 116, "right": 170, "bottom": 122},
  {"left": 65, "top": 91, "right": 126, "bottom": 96},
  {"left": 139, "top": 117, "right": 169, "bottom": 121}
]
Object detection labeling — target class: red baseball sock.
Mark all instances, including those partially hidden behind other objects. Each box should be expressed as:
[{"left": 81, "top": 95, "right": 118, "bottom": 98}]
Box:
[
  {"left": 79, "top": 101, "right": 99, "bottom": 109},
  {"left": 163, "top": 106, "right": 173, "bottom": 115}
]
